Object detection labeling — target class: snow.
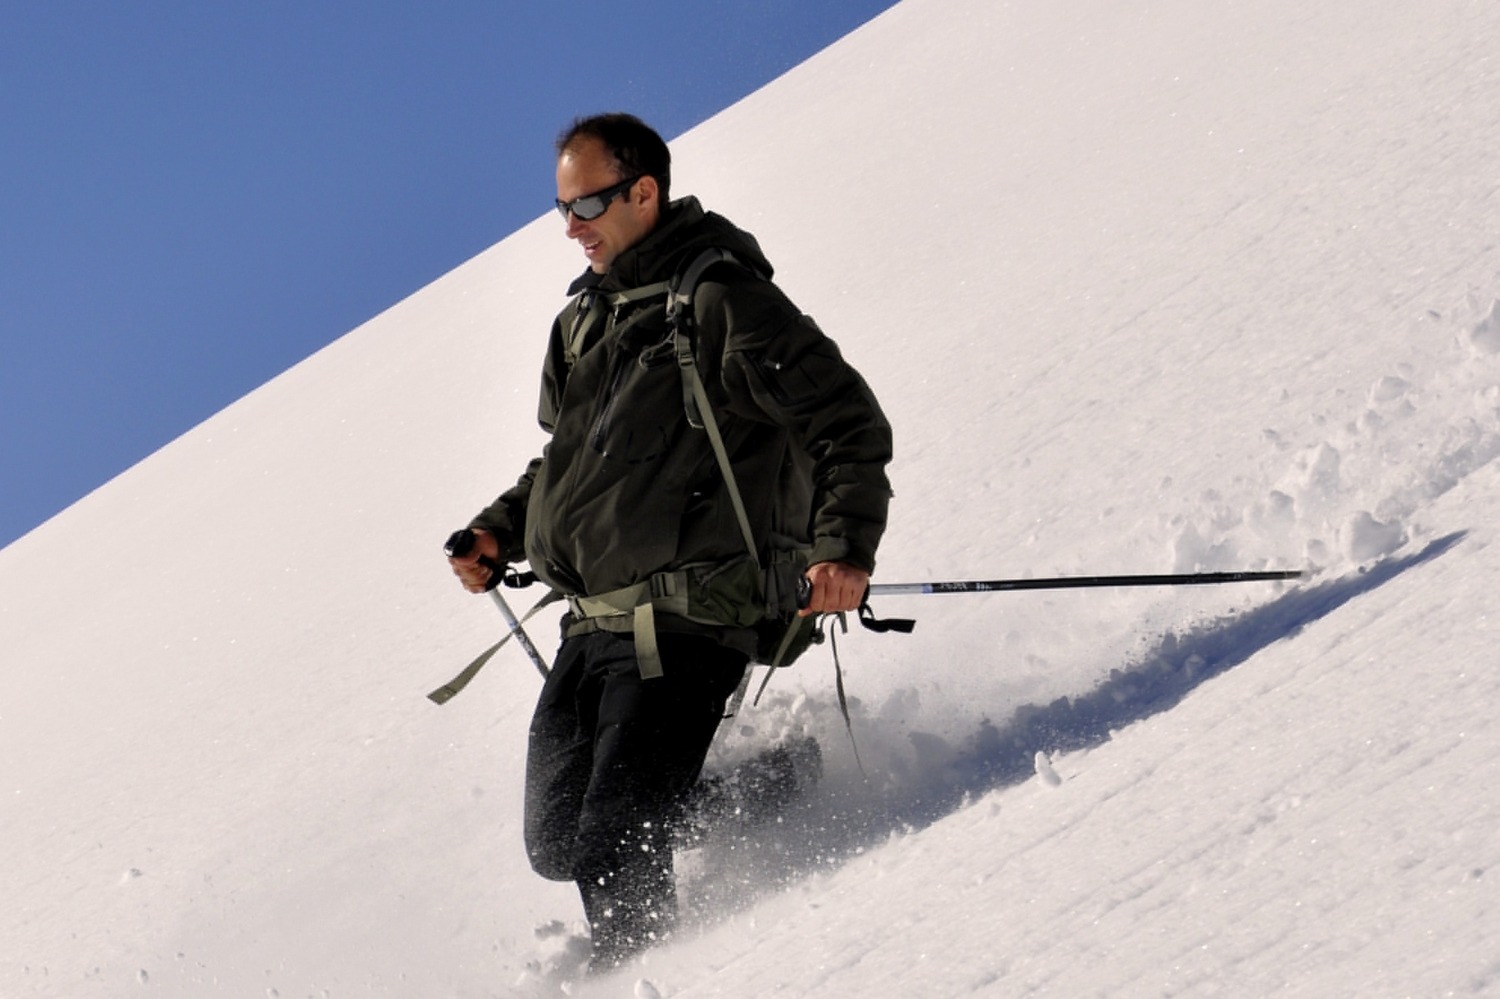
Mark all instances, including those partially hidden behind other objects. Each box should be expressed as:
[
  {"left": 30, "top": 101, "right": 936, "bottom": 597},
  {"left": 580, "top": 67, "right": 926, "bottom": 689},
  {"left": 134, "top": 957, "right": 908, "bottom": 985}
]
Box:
[{"left": 4, "top": 0, "right": 1500, "bottom": 995}]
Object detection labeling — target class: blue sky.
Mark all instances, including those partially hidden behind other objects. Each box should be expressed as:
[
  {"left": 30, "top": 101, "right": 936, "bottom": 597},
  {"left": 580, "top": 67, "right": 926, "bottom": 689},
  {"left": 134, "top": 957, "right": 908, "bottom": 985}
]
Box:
[{"left": 0, "top": 1, "right": 897, "bottom": 549}]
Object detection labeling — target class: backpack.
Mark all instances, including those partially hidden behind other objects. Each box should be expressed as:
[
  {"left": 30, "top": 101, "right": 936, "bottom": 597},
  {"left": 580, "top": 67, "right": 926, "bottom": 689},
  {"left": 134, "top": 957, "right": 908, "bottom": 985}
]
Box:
[{"left": 560, "top": 247, "right": 825, "bottom": 677}]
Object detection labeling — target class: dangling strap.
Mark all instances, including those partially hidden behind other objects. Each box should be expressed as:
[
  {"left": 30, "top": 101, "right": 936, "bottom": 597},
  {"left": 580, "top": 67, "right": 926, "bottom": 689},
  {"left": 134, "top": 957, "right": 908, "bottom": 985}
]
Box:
[
  {"left": 428, "top": 589, "right": 563, "bottom": 704},
  {"left": 768, "top": 612, "right": 811, "bottom": 668},
  {"left": 857, "top": 600, "right": 916, "bottom": 635},
  {"left": 827, "top": 616, "right": 865, "bottom": 776},
  {"left": 748, "top": 611, "right": 863, "bottom": 775},
  {"left": 721, "top": 667, "right": 754, "bottom": 720},
  {"left": 751, "top": 612, "right": 837, "bottom": 706}
]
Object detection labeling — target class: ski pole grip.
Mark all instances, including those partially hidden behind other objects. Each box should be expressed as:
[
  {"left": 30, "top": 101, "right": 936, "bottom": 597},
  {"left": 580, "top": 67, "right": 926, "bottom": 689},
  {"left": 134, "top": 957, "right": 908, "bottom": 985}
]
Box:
[
  {"left": 794, "top": 575, "right": 875, "bottom": 612},
  {"left": 444, "top": 528, "right": 504, "bottom": 592}
]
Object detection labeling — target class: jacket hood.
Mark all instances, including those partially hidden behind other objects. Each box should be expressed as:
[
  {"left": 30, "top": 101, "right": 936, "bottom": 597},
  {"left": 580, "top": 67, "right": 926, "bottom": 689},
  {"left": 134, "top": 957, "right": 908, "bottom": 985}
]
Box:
[{"left": 566, "top": 196, "right": 774, "bottom": 296}]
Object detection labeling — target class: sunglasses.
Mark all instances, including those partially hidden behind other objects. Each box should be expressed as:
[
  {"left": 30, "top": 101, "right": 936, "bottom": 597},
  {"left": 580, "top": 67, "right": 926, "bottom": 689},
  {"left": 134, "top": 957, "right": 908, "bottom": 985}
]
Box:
[{"left": 555, "top": 176, "right": 641, "bottom": 222}]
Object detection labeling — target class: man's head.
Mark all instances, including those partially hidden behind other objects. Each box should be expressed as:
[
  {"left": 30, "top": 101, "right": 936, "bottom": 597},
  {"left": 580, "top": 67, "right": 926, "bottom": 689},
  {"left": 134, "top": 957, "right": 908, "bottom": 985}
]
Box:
[{"left": 554, "top": 113, "right": 670, "bottom": 273}]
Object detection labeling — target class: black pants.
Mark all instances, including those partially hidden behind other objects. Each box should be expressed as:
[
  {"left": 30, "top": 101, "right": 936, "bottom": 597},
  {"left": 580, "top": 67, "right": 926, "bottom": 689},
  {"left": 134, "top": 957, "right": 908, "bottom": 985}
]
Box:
[{"left": 524, "top": 629, "right": 747, "bottom": 968}]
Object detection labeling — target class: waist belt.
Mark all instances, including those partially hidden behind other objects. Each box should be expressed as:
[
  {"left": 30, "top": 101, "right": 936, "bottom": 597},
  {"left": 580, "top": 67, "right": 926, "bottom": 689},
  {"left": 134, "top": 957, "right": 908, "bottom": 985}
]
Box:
[{"left": 565, "top": 571, "right": 694, "bottom": 680}]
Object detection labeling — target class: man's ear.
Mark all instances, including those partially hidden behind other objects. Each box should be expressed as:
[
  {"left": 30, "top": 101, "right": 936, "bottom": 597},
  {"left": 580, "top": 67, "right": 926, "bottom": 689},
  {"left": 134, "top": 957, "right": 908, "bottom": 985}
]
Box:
[{"left": 634, "top": 175, "right": 659, "bottom": 209}]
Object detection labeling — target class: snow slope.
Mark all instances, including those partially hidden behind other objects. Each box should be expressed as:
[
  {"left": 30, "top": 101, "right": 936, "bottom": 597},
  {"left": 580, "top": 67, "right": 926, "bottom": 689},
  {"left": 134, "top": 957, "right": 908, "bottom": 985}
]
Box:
[{"left": 4, "top": 0, "right": 1499, "bottom": 995}]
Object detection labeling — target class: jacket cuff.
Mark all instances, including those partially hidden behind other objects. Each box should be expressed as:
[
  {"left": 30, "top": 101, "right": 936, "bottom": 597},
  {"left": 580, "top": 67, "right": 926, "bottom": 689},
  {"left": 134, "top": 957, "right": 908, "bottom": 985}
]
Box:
[
  {"left": 808, "top": 536, "right": 876, "bottom": 574},
  {"left": 467, "top": 516, "right": 525, "bottom": 563}
]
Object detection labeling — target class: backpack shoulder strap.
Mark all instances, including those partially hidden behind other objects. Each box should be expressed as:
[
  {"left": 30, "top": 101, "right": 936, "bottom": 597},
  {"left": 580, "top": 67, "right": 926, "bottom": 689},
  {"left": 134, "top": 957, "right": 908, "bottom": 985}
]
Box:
[
  {"left": 561, "top": 280, "right": 675, "bottom": 369},
  {"left": 668, "top": 248, "right": 764, "bottom": 562},
  {"left": 665, "top": 247, "right": 739, "bottom": 331},
  {"left": 665, "top": 248, "right": 764, "bottom": 425},
  {"left": 561, "top": 290, "right": 605, "bottom": 369}
]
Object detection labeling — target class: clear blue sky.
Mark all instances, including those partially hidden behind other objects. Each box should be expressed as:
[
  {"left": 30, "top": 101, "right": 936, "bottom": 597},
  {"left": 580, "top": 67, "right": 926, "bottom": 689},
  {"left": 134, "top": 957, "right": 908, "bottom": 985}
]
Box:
[{"left": 0, "top": 1, "right": 897, "bottom": 549}]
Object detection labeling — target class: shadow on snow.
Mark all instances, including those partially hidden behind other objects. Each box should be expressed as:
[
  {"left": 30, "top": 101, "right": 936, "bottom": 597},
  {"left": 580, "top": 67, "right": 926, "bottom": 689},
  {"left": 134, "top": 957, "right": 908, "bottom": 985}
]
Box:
[
  {"left": 681, "top": 531, "right": 1467, "bottom": 918},
  {"left": 893, "top": 530, "right": 1467, "bottom": 824}
]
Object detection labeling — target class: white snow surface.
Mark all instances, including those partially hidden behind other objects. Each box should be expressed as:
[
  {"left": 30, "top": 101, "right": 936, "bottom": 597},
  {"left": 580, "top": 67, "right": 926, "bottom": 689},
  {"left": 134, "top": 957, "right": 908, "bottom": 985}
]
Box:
[{"left": 5, "top": 0, "right": 1500, "bottom": 995}]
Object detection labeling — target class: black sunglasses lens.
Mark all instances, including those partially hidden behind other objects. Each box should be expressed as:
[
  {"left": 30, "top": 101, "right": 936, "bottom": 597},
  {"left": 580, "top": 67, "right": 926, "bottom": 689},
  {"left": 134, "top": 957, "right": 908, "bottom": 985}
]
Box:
[
  {"left": 556, "top": 177, "right": 637, "bottom": 222},
  {"left": 556, "top": 194, "right": 606, "bottom": 221},
  {"left": 568, "top": 195, "right": 607, "bottom": 221}
]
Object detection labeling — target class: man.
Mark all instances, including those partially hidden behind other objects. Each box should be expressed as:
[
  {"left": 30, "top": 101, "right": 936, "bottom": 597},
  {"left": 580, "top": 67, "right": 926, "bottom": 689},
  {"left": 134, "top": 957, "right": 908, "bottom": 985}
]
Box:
[{"left": 448, "top": 113, "right": 892, "bottom": 971}]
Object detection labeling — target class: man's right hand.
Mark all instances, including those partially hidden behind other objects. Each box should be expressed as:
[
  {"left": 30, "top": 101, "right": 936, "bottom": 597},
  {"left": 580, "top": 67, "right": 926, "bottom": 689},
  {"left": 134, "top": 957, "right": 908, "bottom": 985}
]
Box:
[{"left": 448, "top": 527, "right": 503, "bottom": 593}]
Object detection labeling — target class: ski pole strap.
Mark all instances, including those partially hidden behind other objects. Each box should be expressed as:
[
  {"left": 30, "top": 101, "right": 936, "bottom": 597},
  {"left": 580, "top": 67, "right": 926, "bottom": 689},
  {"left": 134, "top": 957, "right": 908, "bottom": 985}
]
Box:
[
  {"left": 857, "top": 600, "right": 915, "bottom": 635},
  {"left": 500, "top": 569, "right": 540, "bottom": 589}
]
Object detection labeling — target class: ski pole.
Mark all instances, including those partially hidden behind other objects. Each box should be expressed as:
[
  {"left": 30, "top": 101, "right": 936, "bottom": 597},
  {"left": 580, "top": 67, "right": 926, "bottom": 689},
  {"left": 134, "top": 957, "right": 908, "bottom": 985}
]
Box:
[
  {"left": 444, "top": 529, "right": 551, "bottom": 681},
  {"left": 796, "top": 568, "right": 1300, "bottom": 609},
  {"left": 795, "top": 568, "right": 1302, "bottom": 638},
  {"left": 866, "top": 568, "right": 1303, "bottom": 596},
  {"left": 484, "top": 588, "right": 550, "bottom": 680}
]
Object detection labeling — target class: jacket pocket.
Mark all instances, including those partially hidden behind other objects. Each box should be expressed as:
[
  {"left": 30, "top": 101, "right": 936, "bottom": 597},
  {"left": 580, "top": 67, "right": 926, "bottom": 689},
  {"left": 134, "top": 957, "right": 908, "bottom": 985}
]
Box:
[{"left": 587, "top": 341, "right": 683, "bottom": 465}]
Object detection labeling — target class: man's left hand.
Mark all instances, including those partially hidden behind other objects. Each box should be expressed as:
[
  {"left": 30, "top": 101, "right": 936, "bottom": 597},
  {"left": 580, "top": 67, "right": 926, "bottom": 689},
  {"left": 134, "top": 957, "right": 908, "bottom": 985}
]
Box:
[{"left": 799, "top": 561, "right": 870, "bottom": 617}]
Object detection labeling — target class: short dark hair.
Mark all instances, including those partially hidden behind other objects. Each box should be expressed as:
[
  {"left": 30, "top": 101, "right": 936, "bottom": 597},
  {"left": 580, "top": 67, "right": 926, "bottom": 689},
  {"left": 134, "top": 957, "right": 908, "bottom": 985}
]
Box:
[{"left": 556, "top": 113, "right": 671, "bottom": 210}]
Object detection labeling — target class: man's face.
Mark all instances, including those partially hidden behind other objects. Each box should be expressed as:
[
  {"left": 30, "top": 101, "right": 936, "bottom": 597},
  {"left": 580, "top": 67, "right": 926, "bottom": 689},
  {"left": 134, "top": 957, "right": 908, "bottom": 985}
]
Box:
[{"left": 556, "top": 137, "right": 659, "bottom": 274}]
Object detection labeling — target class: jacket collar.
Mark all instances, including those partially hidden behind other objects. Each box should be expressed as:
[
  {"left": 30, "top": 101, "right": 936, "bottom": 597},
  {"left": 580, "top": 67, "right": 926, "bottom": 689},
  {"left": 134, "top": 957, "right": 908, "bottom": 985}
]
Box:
[
  {"left": 565, "top": 198, "right": 704, "bottom": 297},
  {"left": 564, "top": 196, "right": 774, "bottom": 297}
]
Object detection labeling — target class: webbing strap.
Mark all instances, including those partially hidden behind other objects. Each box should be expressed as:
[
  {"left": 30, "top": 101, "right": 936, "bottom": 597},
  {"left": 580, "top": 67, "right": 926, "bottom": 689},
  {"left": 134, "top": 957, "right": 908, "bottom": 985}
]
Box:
[
  {"left": 752, "top": 612, "right": 836, "bottom": 706},
  {"left": 609, "top": 281, "right": 672, "bottom": 307},
  {"left": 568, "top": 581, "right": 652, "bottom": 618},
  {"left": 827, "top": 618, "right": 865, "bottom": 776},
  {"left": 634, "top": 601, "right": 663, "bottom": 679},
  {"left": 427, "top": 590, "right": 562, "bottom": 704},
  {"left": 667, "top": 248, "right": 734, "bottom": 430},
  {"left": 673, "top": 248, "right": 859, "bottom": 728},
  {"left": 679, "top": 350, "right": 760, "bottom": 565},
  {"left": 721, "top": 667, "right": 754, "bottom": 720},
  {"left": 768, "top": 614, "right": 807, "bottom": 669},
  {"left": 563, "top": 293, "right": 606, "bottom": 368},
  {"left": 566, "top": 576, "right": 687, "bottom": 679},
  {"left": 749, "top": 610, "right": 860, "bottom": 774},
  {"left": 562, "top": 282, "right": 673, "bottom": 368}
]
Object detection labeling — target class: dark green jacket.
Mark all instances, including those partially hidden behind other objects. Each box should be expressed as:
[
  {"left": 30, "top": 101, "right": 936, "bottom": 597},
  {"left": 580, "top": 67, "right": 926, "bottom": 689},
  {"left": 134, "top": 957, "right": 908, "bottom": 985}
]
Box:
[{"left": 472, "top": 197, "right": 892, "bottom": 617}]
